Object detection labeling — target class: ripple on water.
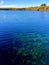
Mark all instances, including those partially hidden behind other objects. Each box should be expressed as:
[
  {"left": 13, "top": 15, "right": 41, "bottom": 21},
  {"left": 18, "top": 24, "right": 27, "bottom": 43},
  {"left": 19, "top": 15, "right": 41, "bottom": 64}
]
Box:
[{"left": 0, "top": 32, "right": 49, "bottom": 65}]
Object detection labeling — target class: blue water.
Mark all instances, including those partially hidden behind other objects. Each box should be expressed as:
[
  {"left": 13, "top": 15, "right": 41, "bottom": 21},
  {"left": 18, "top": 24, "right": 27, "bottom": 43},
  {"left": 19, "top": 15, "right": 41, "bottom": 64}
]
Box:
[
  {"left": 0, "top": 11, "right": 49, "bottom": 34},
  {"left": 0, "top": 11, "right": 49, "bottom": 65}
]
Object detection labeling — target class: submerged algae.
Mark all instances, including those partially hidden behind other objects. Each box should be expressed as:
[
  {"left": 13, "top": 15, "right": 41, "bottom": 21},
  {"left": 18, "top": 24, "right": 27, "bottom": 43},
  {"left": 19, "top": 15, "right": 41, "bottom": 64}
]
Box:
[{"left": 10, "top": 33, "right": 49, "bottom": 65}]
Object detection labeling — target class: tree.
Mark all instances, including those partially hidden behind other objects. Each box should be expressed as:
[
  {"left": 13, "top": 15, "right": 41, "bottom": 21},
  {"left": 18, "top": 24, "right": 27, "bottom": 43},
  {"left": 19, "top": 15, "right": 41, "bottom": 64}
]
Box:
[{"left": 40, "top": 3, "right": 47, "bottom": 6}]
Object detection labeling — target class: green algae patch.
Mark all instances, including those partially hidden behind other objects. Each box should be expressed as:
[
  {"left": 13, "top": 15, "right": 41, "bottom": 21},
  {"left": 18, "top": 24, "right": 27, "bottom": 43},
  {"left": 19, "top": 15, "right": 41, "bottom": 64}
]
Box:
[{"left": 11, "top": 33, "right": 49, "bottom": 65}]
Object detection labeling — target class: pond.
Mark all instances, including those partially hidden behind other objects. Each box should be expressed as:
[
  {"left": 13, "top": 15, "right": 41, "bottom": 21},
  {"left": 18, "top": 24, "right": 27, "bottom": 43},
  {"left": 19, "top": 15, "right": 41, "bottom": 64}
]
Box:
[{"left": 0, "top": 10, "right": 49, "bottom": 65}]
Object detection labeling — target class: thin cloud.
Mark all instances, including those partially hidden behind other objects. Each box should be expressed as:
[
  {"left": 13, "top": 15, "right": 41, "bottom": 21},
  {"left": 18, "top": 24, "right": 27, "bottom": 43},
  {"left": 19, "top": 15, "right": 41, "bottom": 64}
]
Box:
[{"left": 0, "top": 4, "right": 32, "bottom": 8}]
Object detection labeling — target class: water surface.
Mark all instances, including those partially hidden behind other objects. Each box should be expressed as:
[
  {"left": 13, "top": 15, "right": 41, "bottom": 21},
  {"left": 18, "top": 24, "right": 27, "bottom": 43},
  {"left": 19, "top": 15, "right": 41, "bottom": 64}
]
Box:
[{"left": 0, "top": 11, "right": 49, "bottom": 65}]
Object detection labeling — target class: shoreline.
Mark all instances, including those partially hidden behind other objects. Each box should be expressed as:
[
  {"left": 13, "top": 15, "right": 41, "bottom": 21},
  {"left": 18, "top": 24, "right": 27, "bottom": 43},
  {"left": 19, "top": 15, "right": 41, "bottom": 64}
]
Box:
[{"left": 0, "top": 6, "right": 49, "bottom": 11}]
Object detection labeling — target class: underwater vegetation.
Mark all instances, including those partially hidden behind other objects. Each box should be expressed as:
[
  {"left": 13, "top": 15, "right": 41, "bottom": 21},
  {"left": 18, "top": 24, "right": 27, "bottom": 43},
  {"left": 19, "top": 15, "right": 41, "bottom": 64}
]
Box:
[
  {"left": 1, "top": 33, "right": 49, "bottom": 65},
  {"left": 11, "top": 33, "right": 49, "bottom": 65}
]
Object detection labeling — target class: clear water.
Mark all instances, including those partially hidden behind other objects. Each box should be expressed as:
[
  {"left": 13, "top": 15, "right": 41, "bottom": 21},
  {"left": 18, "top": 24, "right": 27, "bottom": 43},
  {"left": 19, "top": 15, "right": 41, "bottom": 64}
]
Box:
[
  {"left": 0, "top": 11, "right": 49, "bottom": 33},
  {"left": 0, "top": 10, "right": 49, "bottom": 65}
]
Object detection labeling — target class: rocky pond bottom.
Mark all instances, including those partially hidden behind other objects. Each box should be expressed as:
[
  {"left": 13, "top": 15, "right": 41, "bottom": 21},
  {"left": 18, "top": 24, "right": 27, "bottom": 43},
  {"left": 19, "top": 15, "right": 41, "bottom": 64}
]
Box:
[{"left": 0, "top": 33, "right": 49, "bottom": 65}]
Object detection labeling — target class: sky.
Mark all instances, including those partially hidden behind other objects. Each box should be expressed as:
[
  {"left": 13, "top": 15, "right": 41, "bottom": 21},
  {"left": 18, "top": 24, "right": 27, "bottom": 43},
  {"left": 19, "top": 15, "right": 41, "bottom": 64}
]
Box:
[{"left": 0, "top": 0, "right": 49, "bottom": 8}]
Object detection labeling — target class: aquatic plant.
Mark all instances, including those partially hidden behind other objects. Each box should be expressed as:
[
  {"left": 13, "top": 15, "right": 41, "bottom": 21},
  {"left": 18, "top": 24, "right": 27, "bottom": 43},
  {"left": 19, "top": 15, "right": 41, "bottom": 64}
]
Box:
[{"left": 10, "top": 33, "right": 49, "bottom": 65}]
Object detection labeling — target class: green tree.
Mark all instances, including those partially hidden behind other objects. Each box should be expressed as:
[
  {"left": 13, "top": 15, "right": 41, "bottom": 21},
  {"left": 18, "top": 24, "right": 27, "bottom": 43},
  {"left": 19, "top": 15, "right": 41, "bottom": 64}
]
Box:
[{"left": 40, "top": 3, "right": 47, "bottom": 6}]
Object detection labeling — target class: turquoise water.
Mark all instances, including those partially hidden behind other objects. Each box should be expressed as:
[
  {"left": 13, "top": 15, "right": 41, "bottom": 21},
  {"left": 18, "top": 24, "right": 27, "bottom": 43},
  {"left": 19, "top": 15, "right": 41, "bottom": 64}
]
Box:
[{"left": 0, "top": 11, "right": 49, "bottom": 65}]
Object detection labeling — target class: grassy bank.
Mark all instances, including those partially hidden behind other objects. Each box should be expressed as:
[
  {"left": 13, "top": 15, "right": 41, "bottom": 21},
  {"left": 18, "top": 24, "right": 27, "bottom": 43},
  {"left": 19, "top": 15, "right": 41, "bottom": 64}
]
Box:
[{"left": 0, "top": 6, "right": 49, "bottom": 11}]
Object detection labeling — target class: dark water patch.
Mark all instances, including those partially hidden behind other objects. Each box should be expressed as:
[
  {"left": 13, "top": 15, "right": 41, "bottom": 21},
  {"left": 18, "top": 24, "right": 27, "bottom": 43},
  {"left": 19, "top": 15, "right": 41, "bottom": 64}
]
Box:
[{"left": 0, "top": 32, "right": 49, "bottom": 65}]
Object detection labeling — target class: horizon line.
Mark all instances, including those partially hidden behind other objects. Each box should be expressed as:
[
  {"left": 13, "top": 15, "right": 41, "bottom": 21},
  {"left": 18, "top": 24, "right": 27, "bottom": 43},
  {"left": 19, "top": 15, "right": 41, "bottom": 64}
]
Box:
[{"left": 0, "top": 4, "right": 49, "bottom": 8}]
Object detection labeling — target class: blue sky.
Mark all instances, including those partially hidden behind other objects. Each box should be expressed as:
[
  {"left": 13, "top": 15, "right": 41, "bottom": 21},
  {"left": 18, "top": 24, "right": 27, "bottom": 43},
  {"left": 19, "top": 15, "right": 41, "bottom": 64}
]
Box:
[{"left": 0, "top": 0, "right": 49, "bottom": 7}]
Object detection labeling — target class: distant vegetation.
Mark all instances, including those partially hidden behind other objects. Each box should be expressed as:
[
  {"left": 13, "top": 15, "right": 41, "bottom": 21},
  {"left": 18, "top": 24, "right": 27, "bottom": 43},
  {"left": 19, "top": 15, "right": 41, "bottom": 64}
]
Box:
[
  {"left": 25, "top": 3, "right": 49, "bottom": 11},
  {"left": 0, "top": 4, "right": 49, "bottom": 11},
  {"left": 40, "top": 3, "right": 47, "bottom": 6}
]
